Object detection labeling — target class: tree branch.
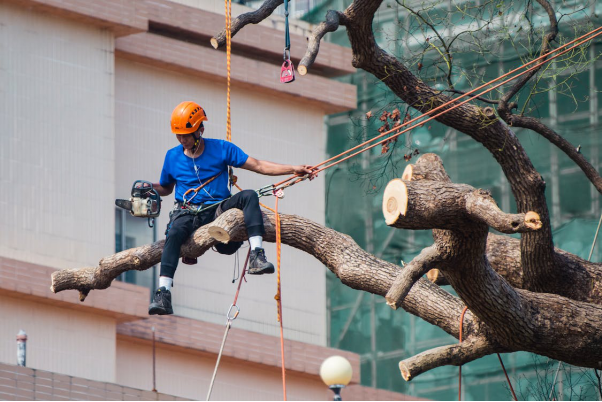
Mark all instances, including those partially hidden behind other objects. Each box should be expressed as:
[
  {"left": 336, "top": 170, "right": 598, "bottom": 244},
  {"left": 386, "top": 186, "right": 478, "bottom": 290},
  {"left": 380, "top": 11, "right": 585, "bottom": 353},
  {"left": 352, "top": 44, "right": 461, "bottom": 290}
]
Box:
[
  {"left": 211, "top": 0, "right": 283, "bottom": 49},
  {"left": 385, "top": 245, "right": 442, "bottom": 308},
  {"left": 298, "top": 10, "right": 347, "bottom": 75},
  {"left": 465, "top": 189, "right": 542, "bottom": 233},
  {"left": 399, "top": 338, "right": 497, "bottom": 381},
  {"left": 506, "top": 115, "right": 602, "bottom": 194}
]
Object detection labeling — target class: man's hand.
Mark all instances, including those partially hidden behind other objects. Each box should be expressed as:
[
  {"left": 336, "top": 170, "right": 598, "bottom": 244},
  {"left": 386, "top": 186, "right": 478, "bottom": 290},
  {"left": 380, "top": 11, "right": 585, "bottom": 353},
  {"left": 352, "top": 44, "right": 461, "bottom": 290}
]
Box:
[
  {"left": 152, "top": 182, "right": 175, "bottom": 196},
  {"left": 293, "top": 165, "right": 318, "bottom": 180},
  {"left": 242, "top": 157, "right": 318, "bottom": 179}
]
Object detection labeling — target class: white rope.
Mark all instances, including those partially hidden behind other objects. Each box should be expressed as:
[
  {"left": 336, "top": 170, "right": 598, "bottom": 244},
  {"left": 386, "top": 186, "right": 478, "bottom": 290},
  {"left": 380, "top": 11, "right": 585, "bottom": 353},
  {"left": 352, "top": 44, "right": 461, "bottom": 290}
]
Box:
[{"left": 206, "top": 321, "right": 232, "bottom": 401}]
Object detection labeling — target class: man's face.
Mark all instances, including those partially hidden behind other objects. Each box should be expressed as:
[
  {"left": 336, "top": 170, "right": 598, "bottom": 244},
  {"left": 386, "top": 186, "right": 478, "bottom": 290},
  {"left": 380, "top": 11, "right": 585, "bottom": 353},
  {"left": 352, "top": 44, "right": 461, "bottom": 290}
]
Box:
[
  {"left": 177, "top": 133, "right": 196, "bottom": 150},
  {"left": 177, "top": 127, "right": 203, "bottom": 150}
]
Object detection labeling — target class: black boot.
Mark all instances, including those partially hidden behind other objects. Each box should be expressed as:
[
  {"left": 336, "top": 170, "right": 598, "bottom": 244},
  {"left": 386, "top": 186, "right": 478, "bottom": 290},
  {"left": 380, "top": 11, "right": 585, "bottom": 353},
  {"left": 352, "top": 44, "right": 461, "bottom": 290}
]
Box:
[
  {"left": 149, "top": 286, "right": 174, "bottom": 315},
  {"left": 248, "top": 248, "right": 275, "bottom": 275}
]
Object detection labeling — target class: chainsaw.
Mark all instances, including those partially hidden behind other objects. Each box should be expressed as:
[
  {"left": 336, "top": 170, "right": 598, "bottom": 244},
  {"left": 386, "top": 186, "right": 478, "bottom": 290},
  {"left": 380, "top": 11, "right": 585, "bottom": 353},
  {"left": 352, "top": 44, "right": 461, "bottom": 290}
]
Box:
[{"left": 115, "top": 180, "right": 162, "bottom": 228}]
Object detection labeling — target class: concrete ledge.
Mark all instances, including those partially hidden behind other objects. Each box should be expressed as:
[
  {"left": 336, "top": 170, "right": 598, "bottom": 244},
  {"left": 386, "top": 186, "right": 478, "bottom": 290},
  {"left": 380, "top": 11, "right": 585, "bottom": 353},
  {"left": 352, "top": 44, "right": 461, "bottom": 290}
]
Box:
[
  {"left": 6, "top": 0, "right": 355, "bottom": 78},
  {"left": 138, "top": 0, "right": 356, "bottom": 77},
  {"left": 116, "top": 32, "right": 357, "bottom": 114},
  {"left": 0, "top": 257, "right": 149, "bottom": 323},
  {"left": 117, "top": 315, "right": 361, "bottom": 383}
]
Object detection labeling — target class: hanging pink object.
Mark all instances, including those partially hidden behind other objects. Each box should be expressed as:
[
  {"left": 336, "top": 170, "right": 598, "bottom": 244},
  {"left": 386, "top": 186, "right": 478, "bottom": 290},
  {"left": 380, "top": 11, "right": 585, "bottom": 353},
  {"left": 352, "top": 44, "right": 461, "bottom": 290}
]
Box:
[{"left": 280, "top": 59, "right": 295, "bottom": 83}]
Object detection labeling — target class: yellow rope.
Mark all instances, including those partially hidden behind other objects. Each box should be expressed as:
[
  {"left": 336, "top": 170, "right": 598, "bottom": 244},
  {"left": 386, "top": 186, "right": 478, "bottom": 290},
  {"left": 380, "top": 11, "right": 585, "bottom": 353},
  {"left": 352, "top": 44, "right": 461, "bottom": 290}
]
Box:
[{"left": 225, "top": 0, "right": 232, "bottom": 143}]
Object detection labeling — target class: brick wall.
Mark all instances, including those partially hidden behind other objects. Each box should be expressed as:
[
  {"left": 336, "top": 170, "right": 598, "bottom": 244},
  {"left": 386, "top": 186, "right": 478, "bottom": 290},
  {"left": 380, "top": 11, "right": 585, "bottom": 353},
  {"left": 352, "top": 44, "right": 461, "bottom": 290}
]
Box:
[{"left": 0, "top": 363, "right": 189, "bottom": 401}]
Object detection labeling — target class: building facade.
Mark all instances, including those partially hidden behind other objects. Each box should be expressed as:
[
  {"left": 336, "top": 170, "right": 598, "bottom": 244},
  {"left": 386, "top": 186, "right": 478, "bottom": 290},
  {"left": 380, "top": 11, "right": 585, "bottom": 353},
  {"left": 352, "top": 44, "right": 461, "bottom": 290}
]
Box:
[{"left": 0, "top": 0, "right": 415, "bottom": 399}]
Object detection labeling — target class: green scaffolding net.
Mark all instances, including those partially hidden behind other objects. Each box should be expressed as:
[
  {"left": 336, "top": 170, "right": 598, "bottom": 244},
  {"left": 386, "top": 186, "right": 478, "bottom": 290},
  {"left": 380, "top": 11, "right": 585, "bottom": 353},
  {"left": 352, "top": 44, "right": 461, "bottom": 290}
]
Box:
[{"left": 306, "top": 0, "right": 602, "bottom": 399}]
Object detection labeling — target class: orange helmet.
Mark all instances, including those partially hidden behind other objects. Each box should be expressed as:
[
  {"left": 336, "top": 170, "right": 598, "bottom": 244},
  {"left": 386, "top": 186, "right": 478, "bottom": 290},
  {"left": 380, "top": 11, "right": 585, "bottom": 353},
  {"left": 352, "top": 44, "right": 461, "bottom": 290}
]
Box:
[{"left": 170, "top": 101, "right": 208, "bottom": 134}]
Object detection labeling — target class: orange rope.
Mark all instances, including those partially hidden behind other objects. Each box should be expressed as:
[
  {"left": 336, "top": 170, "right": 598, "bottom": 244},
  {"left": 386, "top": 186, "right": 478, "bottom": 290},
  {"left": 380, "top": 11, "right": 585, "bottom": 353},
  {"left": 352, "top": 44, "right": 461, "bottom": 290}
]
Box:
[
  {"left": 274, "top": 196, "right": 287, "bottom": 400},
  {"left": 272, "top": 26, "right": 602, "bottom": 189},
  {"left": 458, "top": 307, "right": 517, "bottom": 401},
  {"left": 219, "top": 0, "right": 287, "bottom": 397}
]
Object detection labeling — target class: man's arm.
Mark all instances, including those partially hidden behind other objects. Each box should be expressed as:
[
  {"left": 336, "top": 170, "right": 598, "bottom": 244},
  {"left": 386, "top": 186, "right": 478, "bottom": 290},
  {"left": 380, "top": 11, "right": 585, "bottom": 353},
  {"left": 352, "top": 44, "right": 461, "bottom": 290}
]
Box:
[
  {"left": 241, "top": 157, "right": 316, "bottom": 178},
  {"left": 152, "top": 182, "right": 175, "bottom": 196}
]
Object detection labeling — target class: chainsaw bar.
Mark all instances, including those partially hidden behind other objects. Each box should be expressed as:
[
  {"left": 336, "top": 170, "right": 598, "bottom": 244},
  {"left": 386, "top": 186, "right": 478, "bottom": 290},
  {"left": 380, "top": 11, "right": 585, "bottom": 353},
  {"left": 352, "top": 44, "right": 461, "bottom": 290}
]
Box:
[{"left": 115, "top": 199, "right": 133, "bottom": 212}]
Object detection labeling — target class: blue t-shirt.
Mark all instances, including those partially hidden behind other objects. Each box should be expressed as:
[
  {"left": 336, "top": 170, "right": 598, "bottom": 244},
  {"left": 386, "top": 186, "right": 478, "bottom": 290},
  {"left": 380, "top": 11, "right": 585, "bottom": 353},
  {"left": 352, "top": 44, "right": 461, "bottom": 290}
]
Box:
[{"left": 159, "top": 139, "right": 249, "bottom": 204}]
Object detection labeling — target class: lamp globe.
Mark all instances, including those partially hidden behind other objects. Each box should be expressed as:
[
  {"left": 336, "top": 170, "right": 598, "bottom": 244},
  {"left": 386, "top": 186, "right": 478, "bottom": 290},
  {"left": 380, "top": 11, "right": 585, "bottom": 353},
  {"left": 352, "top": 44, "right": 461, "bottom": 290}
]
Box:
[{"left": 320, "top": 356, "right": 352, "bottom": 401}]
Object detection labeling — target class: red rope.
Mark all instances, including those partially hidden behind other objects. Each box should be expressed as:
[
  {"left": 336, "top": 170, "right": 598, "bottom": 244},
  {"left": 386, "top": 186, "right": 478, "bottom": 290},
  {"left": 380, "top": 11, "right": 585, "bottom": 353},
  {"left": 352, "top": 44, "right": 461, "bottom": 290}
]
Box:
[
  {"left": 232, "top": 248, "right": 250, "bottom": 307},
  {"left": 497, "top": 353, "right": 518, "bottom": 401},
  {"left": 272, "top": 26, "right": 602, "bottom": 189},
  {"left": 458, "top": 306, "right": 468, "bottom": 401}
]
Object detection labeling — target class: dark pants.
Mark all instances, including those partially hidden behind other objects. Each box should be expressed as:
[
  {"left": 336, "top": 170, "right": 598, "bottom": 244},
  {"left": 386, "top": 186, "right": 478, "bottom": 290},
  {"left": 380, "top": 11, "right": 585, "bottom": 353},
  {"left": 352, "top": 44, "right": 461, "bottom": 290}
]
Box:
[{"left": 160, "top": 189, "right": 264, "bottom": 279}]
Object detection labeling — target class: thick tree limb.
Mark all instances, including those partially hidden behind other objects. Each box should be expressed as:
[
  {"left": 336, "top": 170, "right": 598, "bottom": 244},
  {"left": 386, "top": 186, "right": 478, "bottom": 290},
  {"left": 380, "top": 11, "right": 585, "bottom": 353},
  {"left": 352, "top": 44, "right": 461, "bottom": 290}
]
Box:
[
  {"left": 385, "top": 245, "right": 441, "bottom": 308},
  {"left": 382, "top": 179, "right": 541, "bottom": 233},
  {"left": 399, "top": 338, "right": 497, "bottom": 381},
  {"left": 51, "top": 210, "right": 474, "bottom": 340},
  {"left": 210, "top": 0, "right": 283, "bottom": 49},
  {"left": 406, "top": 154, "right": 602, "bottom": 304},
  {"left": 298, "top": 10, "right": 347, "bottom": 76}
]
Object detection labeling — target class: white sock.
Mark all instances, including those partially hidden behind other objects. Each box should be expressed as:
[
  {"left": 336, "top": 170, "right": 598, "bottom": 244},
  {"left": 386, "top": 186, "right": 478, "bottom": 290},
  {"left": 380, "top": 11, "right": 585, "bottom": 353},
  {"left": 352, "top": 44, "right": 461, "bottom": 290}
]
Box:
[
  {"left": 249, "top": 236, "right": 263, "bottom": 250},
  {"left": 159, "top": 276, "right": 173, "bottom": 290}
]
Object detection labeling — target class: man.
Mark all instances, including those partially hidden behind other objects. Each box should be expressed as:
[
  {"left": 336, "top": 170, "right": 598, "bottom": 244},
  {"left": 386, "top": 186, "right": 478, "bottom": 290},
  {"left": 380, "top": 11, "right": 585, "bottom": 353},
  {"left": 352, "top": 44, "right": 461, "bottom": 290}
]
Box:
[{"left": 148, "top": 101, "right": 315, "bottom": 315}]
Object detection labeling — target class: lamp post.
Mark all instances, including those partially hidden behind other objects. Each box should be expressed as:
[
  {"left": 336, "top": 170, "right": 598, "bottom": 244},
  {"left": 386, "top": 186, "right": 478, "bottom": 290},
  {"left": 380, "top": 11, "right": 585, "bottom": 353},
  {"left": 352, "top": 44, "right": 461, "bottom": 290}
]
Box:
[
  {"left": 16, "top": 330, "right": 27, "bottom": 367},
  {"left": 320, "top": 356, "right": 352, "bottom": 401}
]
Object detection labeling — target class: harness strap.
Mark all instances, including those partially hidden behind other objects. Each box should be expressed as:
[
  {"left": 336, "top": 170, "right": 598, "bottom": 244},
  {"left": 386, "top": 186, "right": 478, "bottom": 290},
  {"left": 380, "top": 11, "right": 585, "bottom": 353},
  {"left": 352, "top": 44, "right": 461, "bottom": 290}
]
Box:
[{"left": 183, "top": 174, "right": 220, "bottom": 204}]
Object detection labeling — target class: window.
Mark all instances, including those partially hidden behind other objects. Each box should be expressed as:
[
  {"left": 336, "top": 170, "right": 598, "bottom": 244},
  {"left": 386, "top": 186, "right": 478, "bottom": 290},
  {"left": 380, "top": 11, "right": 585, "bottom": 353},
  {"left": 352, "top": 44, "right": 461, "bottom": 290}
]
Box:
[{"left": 115, "top": 209, "right": 158, "bottom": 293}]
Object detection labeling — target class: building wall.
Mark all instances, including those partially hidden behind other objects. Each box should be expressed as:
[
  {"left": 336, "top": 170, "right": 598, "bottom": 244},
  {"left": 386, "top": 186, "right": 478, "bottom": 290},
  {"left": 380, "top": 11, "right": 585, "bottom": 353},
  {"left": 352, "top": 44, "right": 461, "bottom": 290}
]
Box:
[
  {"left": 115, "top": 338, "right": 328, "bottom": 401},
  {"left": 0, "top": 1, "right": 116, "bottom": 270},
  {"left": 0, "top": 295, "right": 116, "bottom": 383},
  {"left": 166, "top": 0, "right": 314, "bottom": 36},
  {"left": 114, "top": 58, "right": 327, "bottom": 346}
]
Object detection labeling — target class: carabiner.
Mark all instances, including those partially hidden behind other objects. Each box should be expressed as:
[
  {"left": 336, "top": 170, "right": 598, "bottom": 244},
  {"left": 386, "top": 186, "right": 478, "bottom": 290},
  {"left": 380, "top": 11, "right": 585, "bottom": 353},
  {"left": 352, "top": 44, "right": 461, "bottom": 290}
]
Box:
[
  {"left": 256, "top": 184, "right": 275, "bottom": 198},
  {"left": 227, "top": 304, "right": 240, "bottom": 321}
]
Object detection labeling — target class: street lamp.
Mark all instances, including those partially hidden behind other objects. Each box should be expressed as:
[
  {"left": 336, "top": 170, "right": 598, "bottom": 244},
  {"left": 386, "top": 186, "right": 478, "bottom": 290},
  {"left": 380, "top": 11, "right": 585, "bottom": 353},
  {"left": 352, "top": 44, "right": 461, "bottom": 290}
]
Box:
[
  {"left": 320, "top": 356, "right": 352, "bottom": 401},
  {"left": 16, "top": 330, "right": 27, "bottom": 367}
]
